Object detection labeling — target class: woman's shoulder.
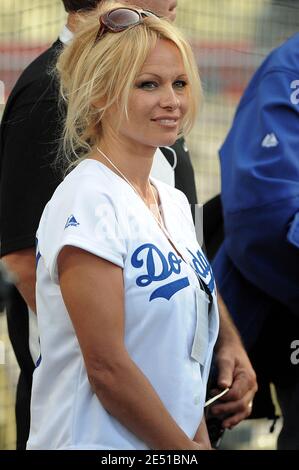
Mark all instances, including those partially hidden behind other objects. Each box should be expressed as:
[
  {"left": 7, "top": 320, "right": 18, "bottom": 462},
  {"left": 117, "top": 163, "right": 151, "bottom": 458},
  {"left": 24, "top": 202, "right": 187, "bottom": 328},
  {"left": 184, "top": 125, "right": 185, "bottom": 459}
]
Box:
[
  {"left": 65, "top": 159, "right": 115, "bottom": 185},
  {"left": 39, "top": 159, "right": 121, "bottom": 230},
  {"left": 52, "top": 159, "right": 119, "bottom": 201}
]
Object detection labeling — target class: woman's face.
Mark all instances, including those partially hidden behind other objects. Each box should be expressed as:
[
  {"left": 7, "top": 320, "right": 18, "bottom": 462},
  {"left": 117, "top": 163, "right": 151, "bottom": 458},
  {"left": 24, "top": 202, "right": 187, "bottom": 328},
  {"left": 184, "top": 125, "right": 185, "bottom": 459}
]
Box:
[
  {"left": 102, "top": 39, "right": 189, "bottom": 151},
  {"left": 122, "top": 1, "right": 177, "bottom": 22}
]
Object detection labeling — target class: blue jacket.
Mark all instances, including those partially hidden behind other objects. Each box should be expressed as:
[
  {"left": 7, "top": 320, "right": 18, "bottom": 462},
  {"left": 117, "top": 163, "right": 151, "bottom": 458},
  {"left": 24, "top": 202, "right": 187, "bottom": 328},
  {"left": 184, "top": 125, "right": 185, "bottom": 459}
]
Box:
[{"left": 213, "top": 33, "right": 299, "bottom": 349}]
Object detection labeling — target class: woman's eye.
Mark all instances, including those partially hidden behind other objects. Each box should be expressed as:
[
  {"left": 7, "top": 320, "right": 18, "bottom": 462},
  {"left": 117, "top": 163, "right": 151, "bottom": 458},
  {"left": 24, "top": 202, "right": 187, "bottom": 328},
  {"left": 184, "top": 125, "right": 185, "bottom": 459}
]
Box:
[
  {"left": 138, "top": 81, "right": 158, "bottom": 90},
  {"left": 174, "top": 80, "right": 187, "bottom": 89}
]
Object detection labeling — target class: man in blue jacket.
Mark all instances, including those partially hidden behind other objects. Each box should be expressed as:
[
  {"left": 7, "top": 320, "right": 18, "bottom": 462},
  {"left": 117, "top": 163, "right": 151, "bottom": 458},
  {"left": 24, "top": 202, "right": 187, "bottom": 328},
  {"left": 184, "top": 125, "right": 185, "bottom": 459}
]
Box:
[{"left": 213, "top": 33, "right": 299, "bottom": 449}]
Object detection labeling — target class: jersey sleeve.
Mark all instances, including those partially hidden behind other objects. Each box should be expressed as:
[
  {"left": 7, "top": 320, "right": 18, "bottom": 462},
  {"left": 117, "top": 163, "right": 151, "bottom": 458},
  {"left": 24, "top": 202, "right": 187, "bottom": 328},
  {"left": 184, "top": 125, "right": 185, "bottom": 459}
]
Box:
[
  {"left": 37, "top": 176, "right": 127, "bottom": 284},
  {"left": 0, "top": 74, "right": 62, "bottom": 256},
  {"left": 220, "top": 70, "right": 299, "bottom": 314}
]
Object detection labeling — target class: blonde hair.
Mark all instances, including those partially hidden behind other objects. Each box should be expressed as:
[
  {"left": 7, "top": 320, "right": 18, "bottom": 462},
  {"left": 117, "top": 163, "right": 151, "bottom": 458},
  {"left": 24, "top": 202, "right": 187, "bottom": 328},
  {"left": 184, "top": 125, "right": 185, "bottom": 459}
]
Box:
[{"left": 57, "top": 2, "right": 202, "bottom": 170}]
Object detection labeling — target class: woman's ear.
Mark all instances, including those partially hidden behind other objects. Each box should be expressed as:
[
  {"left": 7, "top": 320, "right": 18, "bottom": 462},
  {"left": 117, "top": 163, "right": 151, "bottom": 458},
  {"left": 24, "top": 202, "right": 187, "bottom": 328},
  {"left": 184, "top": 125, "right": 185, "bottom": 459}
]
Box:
[
  {"left": 92, "top": 98, "right": 105, "bottom": 109},
  {"left": 92, "top": 88, "right": 109, "bottom": 109}
]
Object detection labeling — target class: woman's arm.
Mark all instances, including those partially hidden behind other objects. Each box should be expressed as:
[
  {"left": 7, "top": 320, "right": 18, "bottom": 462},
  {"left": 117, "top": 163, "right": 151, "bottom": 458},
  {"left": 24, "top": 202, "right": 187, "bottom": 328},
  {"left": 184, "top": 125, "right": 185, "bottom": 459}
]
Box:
[{"left": 58, "top": 246, "right": 202, "bottom": 450}]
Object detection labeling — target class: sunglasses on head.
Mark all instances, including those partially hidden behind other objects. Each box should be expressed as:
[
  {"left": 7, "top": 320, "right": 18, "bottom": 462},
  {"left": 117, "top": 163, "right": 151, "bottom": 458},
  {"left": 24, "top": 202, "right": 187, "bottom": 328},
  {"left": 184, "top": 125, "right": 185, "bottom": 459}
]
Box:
[{"left": 95, "top": 7, "right": 159, "bottom": 43}]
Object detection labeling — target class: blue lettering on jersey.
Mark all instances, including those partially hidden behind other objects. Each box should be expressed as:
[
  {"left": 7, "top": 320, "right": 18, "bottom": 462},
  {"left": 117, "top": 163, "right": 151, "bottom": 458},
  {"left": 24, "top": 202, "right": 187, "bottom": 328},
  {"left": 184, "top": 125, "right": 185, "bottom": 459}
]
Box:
[
  {"left": 150, "top": 277, "right": 190, "bottom": 301},
  {"left": 36, "top": 353, "right": 42, "bottom": 368},
  {"left": 64, "top": 214, "right": 80, "bottom": 229},
  {"left": 187, "top": 248, "right": 215, "bottom": 293},
  {"left": 36, "top": 237, "right": 41, "bottom": 267},
  {"left": 36, "top": 251, "right": 41, "bottom": 267},
  {"left": 131, "top": 243, "right": 189, "bottom": 301}
]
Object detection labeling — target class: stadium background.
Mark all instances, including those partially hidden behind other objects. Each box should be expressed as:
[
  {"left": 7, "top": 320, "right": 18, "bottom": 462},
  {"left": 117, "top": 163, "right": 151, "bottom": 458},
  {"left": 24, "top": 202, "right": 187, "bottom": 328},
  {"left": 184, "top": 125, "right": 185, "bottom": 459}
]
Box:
[{"left": 0, "top": 0, "right": 298, "bottom": 450}]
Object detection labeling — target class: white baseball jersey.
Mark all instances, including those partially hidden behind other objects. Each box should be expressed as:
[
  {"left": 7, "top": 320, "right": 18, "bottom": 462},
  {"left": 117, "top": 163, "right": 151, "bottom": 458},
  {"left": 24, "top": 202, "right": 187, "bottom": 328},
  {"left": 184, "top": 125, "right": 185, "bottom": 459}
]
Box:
[{"left": 27, "top": 159, "right": 219, "bottom": 450}]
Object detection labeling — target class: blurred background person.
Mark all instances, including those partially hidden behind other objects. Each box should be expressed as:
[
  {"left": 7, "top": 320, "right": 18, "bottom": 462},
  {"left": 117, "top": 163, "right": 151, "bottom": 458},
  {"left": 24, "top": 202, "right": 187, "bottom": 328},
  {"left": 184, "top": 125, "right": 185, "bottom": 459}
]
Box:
[{"left": 212, "top": 31, "right": 299, "bottom": 450}]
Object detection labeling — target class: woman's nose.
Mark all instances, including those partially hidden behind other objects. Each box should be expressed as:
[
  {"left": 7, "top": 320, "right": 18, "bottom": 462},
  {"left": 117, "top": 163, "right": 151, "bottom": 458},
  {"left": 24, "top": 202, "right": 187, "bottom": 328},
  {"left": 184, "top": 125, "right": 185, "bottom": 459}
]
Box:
[{"left": 160, "top": 87, "right": 180, "bottom": 110}]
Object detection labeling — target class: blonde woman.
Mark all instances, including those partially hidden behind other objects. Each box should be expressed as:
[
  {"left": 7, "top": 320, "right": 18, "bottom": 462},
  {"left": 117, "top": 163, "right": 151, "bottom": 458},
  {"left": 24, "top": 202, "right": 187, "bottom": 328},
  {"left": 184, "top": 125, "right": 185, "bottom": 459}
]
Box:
[{"left": 27, "top": 4, "right": 219, "bottom": 450}]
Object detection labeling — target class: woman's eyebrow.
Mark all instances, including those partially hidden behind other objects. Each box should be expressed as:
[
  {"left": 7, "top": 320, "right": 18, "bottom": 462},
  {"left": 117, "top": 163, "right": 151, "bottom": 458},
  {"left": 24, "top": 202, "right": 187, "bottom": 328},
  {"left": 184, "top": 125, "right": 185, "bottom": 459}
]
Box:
[{"left": 137, "top": 72, "right": 188, "bottom": 79}]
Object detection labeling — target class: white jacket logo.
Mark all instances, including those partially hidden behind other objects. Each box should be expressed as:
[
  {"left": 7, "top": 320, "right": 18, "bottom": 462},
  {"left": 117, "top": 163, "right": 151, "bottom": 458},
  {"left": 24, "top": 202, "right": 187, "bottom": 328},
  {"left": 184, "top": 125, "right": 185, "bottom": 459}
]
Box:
[{"left": 261, "top": 133, "right": 279, "bottom": 148}]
